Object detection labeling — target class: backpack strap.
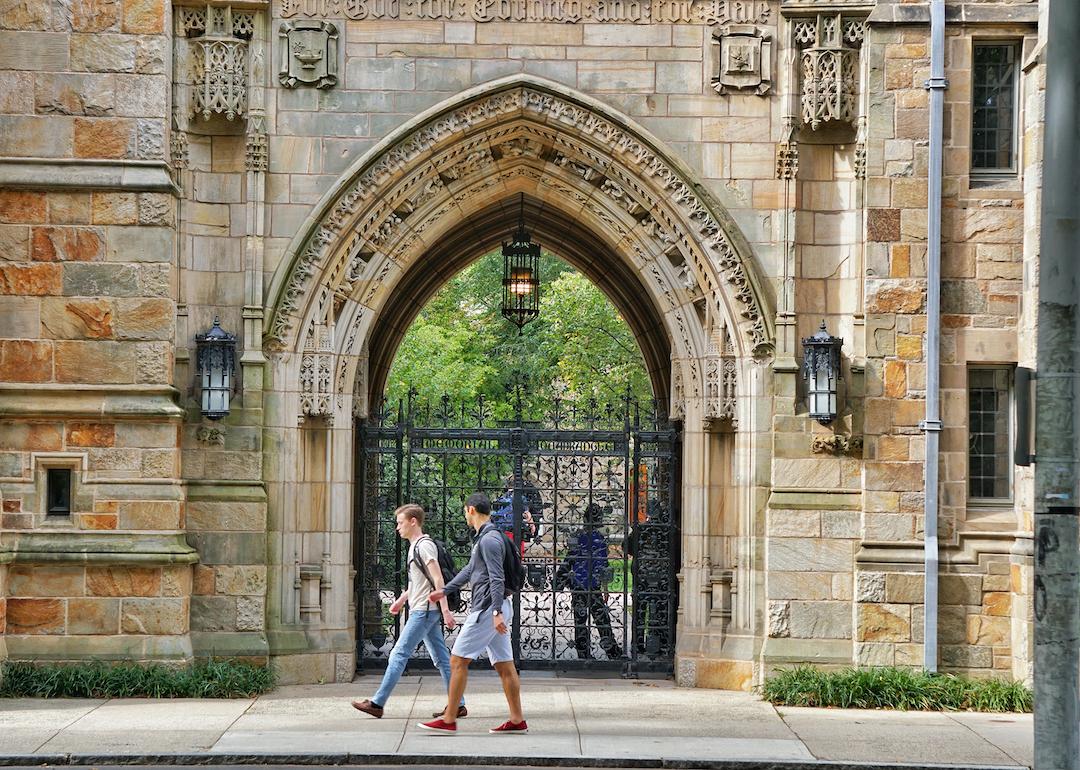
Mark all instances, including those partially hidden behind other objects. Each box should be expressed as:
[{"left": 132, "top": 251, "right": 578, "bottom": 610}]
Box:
[{"left": 412, "top": 535, "right": 438, "bottom": 591}]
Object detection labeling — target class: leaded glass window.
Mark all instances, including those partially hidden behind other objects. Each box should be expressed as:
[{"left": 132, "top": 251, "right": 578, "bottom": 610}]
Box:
[
  {"left": 968, "top": 368, "right": 1012, "bottom": 500},
  {"left": 972, "top": 43, "right": 1018, "bottom": 173}
]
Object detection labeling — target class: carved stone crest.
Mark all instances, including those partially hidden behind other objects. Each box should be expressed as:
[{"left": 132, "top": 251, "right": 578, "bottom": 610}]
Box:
[
  {"left": 279, "top": 20, "right": 338, "bottom": 89},
  {"left": 711, "top": 24, "right": 772, "bottom": 95}
]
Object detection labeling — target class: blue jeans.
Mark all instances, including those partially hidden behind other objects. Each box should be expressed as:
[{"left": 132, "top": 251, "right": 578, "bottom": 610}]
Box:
[{"left": 372, "top": 607, "right": 463, "bottom": 708}]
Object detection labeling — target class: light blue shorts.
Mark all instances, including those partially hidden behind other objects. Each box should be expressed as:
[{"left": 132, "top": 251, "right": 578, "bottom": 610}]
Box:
[{"left": 451, "top": 598, "right": 514, "bottom": 663}]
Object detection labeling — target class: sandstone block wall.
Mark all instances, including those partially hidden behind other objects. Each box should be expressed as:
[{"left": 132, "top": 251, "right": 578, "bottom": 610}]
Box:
[
  {"left": 0, "top": 0, "right": 1040, "bottom": 686},
  {"left": 0, "top": 0, "right": 195, "bottom": 665}
]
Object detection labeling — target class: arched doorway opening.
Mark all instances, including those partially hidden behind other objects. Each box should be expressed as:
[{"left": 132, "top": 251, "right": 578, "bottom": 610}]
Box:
[
  {"left": 356, "top": 205, "right": 681, "bottom": 673},
  {"left": 261, "top": 76, "right": 773, "bottom": 684}
]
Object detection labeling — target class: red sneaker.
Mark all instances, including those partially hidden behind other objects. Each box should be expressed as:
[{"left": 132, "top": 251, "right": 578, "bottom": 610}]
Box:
[
  {"left": 489, "top": 719, "right": 529, "bottom": 734},
  {"left": 417, "top": 718, "right": 457, "bottom": 734}
]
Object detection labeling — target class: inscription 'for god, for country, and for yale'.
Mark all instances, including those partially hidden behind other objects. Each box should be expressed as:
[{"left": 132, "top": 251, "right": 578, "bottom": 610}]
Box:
[{"left": 280, "top": 0, "right": 772, "bottom": 24}]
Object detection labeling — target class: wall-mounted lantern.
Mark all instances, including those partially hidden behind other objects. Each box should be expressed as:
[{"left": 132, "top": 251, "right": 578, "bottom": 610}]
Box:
[
  {"left": 501, "top": 194, "right": 540, "bottom": 332},
  {"left": 195, "top": 317, "right": 238, "bottom": 420},
  {"left": 801, "top": 320, "right": 842, "bottom": 424}
]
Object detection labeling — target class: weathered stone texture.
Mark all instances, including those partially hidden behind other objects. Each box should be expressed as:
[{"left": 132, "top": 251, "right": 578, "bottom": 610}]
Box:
[
  {"left": 788, "top": 601, "right": 851, "bottom": 640},
  {"left": 8, "top": 566, "right": 84, "bottom": 597},
  {"left": 86, "top": 566, "right": 161, "bottom": 597},
  {"left": 67, "top": 423, "right": 116, "bottom": 447},
  {"left": 857, "top": 603, "right": 910, "bottom": 643},
  {"left": 0, "top": 339, "right": 52, "bottom": 382},
  {"left": 55, "top": 340, "right": 135, "bottom": 383},
  {"left": 0, "top": 263, "right": 62, "bottom": 295},
  {"left": 68, "top": 597, "right": 120, "bottom": 634},
  {"left": 121, "top": 597, "right": 187, "bottom": 635},
  {"left": 7, "top": 598, "right": 65, "bottom": 634}
]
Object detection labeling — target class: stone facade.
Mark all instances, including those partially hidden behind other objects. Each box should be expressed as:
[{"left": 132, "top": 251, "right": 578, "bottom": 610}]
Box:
[{"left": 0, "top": 0, "right": 1041, "bottom": 687}]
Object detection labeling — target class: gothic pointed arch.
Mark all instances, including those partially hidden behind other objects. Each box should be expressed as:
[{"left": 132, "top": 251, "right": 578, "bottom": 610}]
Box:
[{"left": 263, "top": 75, "right": 775, "bottom": 386}]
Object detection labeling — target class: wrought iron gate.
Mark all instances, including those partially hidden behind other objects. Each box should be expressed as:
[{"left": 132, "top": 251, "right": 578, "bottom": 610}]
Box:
[{"left": 355, "top": 390, "right": 680, "bottom": 674}]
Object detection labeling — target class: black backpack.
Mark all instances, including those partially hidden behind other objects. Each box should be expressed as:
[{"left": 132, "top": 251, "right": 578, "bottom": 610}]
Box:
[
  {"left": 413, "top": 536, "right": 464, "bottom": 613},
  {"left": 491, "top": 530, "right": 527, "bottom": 594}
]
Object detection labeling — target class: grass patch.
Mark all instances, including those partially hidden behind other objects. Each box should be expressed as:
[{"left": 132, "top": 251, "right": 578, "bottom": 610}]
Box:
[
  {"left": 0, "top": 660, "right": 275, "bottom": 699},
  {"left": 762, "top": 665, "right": 1031, "bottom": 713}
]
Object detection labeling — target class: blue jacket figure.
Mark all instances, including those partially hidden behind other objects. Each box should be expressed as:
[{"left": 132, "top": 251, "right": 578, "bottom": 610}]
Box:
[
  {"left": 568, "top": 527, "right": 611, "bottom": 590},
  {"left": 560, "top": 503, "right": 622, "bottom": 661},
  {"left": 490, "top": 481, "right": 541, "bottom": 556}
]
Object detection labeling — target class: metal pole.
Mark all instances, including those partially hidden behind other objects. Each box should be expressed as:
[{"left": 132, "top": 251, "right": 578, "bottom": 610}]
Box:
[
  {"left": 1034, "top": 1, "right": 1080, "bottom": 767},
  {"left": 921, "top": 0, "right": 947, "bottom": 673}
]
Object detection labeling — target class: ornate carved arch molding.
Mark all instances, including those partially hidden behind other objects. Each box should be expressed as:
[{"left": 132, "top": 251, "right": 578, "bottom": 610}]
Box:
[
  {"left": 335, "top": 163, "right": 708, "bottom": 419},
  {"left": 264, "top": 77, "right": 774, "bottom": 362}
]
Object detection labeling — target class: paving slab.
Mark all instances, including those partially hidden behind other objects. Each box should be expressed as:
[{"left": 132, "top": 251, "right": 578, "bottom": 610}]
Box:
[
  {"left": 946, "top": 712, "right": 1033, "bottom": 768},
  {"left": 778, "top": 707, "right": 1023, "bottom": 767},
  {"left": 34, "top": 698, "right": 253, "bottom": 755},
  {"left": 0, "top": 700, "right": 103, "bottom": 754}
]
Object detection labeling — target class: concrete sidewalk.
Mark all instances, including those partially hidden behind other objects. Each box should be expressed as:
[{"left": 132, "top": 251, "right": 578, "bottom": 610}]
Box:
[{"left": 0, "top": 674, "right": 1033, "bottom": 769}]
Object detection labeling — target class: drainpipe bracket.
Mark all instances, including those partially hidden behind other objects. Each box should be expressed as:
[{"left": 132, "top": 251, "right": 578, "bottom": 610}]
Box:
[
  {"left": 924, "top": 76, "right": 949, "bottom": 91},
  {"left": 919, "top": 419, "right": 942, "bottom": 432}
]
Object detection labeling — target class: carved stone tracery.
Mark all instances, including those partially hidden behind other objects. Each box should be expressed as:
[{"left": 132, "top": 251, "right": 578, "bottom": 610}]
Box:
[
  {"left": 299, "top": 322, "right": 336, "bottom": 425},
  {"left": 265, "top": 85, "right": 773, "bottom": 366},
  {"left": 245, "top": 110, "right": 268, "bottom": 172},
  {"left": 181, "top": 5, "right": 255, "bottom": 122},
  {"left": 791, "top": 12, "right": 866, "bottom": 131}
]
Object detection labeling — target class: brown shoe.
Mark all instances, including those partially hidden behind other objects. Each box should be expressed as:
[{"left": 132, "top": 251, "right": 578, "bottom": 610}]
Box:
[
  {"left": 352, "top": 699, "right": 384, "bottom": 718},
  {"left": 432, "top": 705, "right": 468, "bottom": 718}
]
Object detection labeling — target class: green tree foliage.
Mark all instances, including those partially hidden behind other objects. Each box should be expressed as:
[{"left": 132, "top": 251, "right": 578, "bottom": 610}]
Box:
[{"left": 385, "top": 251, "right": 652, "bottom": 415}]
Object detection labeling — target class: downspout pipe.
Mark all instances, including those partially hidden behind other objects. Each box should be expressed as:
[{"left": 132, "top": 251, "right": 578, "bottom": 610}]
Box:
[{"left": 922, "top": 0, "right": 947, "bottom": 673}]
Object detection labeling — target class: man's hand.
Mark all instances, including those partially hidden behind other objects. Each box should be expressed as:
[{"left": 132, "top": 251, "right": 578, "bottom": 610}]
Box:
[
  {"left": 493, "top": 611, "right": 508, "bottom": 635},
  {"left": 442, "top": 609, "right": 457, "bottom": 630},
  {"left": 428, "top": 589, "right": 446, "bottom": 604},
  {"left": 389, "top": 596, "right": 406, "bottom": 615}
]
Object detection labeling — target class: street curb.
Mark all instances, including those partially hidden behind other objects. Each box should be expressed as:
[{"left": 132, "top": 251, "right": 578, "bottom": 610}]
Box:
[{"left": 0, "top": 753, "right": 1027, "bottom": 770}]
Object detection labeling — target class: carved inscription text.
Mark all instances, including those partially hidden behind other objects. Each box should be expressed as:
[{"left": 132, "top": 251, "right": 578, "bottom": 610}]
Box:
[{"left": 280, "top": 0, "right": 771, "bottom": 24}]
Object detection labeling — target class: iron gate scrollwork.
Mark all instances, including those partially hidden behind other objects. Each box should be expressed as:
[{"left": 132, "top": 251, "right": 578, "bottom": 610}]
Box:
[{"left": 355, "top": 389, "right": 680, "bottom": 674}]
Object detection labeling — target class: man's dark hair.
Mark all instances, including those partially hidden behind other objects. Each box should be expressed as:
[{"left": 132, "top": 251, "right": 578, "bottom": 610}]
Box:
[{"left": 465, "top": 492, "right": 491, "bottom": 516}]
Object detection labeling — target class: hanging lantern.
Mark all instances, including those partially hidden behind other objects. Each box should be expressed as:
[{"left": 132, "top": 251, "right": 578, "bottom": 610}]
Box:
[
  {"left": 195, "top": 317, "right": 238, "bottom": 420},
  {"left": 801, "top": 320, "right": 842, "bottom": 424},
  {"left": 501, "top": 194, "right": 540, "bottom": 331}
]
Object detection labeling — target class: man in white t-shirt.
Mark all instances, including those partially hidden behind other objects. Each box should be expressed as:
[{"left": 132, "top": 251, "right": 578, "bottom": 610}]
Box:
[{"left": 352, "top": 503, "right": 465, "bottom": 719}]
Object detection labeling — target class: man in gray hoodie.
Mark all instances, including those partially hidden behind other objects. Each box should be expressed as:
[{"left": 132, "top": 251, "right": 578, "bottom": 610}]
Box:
[{"left": 418, "top": 492, "right": 528, "bottom": 735}]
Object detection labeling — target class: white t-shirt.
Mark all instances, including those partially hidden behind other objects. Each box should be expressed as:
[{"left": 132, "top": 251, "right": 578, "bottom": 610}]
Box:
[{"left": 407, "top": 537, "right": 441, "bottom": 612}]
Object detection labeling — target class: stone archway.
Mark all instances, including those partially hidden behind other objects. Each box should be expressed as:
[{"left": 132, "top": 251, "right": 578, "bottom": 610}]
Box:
[{"left": 261, "top": 76, "right": 774, "bottom": 685}]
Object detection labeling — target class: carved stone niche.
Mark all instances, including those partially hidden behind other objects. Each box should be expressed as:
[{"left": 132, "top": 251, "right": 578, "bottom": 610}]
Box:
[
  {"left": 791, "top": 12, "right": 866, "bottom": 130},
  {"left": 711, "top": 24, "right": 773, "bottom": 95},
  {"left": 279, "top": 20, "right": 339, "bottom": 89},
  {"left": 178, "top": 5, "right": 255, "bottom": 121}
]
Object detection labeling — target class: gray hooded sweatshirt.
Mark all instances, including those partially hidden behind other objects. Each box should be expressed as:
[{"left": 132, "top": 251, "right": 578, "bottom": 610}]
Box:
[{"left": 445, "top": 521, "right": 508, "bottom": 614}]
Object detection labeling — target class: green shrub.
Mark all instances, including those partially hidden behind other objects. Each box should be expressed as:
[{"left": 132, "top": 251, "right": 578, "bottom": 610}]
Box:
[
  {"left": 0, "top": 660, "right": 275, "bottom": 699},
  {"left": 761, "top": 665, "right": 1031, "bottom": 713}
]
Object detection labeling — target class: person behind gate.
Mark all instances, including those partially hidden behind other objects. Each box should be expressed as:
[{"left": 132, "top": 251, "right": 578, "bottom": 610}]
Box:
[
  {"left": 351, "top": 503, "right": 465, "bottom": 719},
  {"left": 556, "top": 501, "right": 623, "bottom": 660},
  {"left": 420, "top": 492, "right": 528, "bottom": 735}
]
